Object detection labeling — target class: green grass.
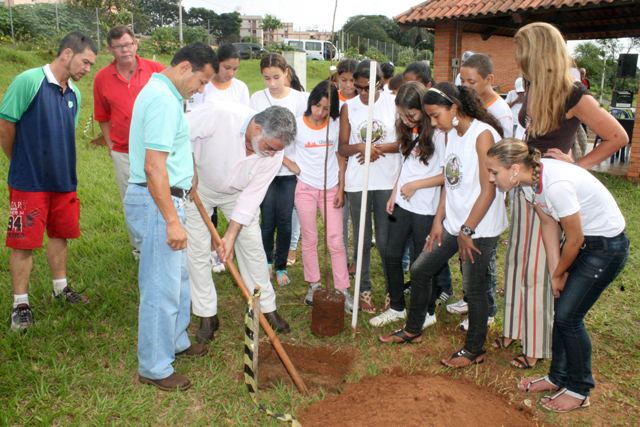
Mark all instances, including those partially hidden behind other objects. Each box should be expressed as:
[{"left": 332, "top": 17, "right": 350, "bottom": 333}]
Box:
[{"left": 0, "top": 48, "right": 638, "bottom": 426}]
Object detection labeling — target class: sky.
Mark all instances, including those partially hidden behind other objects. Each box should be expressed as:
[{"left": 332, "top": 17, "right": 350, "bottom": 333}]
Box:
[{"left": 181, "top": 0, "right": 419, "bottom": 32}]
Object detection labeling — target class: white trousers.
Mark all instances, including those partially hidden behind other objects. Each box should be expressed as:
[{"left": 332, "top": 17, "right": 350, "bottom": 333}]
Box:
[
  {"left": 110, "top": 150, "right": 137, "bottom": 249},
  {"left": 185, "top": 183, "right": 277, "bottom": 316}
]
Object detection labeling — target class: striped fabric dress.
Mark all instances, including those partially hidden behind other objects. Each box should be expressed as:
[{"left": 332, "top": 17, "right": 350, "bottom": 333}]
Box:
[{"left": 502, "top": 189, "right": 554, "bottom": 359}]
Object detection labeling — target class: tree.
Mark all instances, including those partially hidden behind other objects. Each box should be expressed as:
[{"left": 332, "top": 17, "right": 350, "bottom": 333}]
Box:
[
  {"left": 261, "top": 14, "right": 282, "bottom": 44},
  {"left": 186, "top": 7, "right": 217, "bottom": 28},
  {"left": 573, "top": 40, "right": 605, "bottom": 81},
  {"left": 136, "top": 0, "right": 185, "bottom": 31},
  {"left": 211, "top": 12, "right": 241, "bottom": 44}
]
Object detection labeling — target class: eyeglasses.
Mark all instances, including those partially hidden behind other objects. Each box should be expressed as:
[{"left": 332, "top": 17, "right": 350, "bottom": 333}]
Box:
[
  {"left": 354, "top": 83, "right": 371, "bottom": 92},
  {"left": 111, "top": 42, "right": 135, "bottom": 51},
  {"left": 261, "top": 140, "right": 281, "bottom": 154}
]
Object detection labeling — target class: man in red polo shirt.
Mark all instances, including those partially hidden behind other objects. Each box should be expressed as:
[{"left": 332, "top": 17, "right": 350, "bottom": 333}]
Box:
[{"left": 93, "top": 25, "right": 164, "bottom": 257}]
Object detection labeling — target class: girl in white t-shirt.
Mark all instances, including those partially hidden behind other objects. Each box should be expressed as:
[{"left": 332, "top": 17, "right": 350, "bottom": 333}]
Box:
[
  {"left": 186, "top": 43, "right": 250, "bottom": 111},
  {"left": 335, "top": 59, "right": 359, "bottom": 275},
  {"left": 338, "top": 59, "right": 401, "bottom": 313},
  {"left": 295, "top": 81, "right": 353, "bottom": 312},
  {"left": 380, "top": 83, "right": 508, "bottom": 371},
  {"left": 250, "top": 54, "right": 306, "bottom": 287},
  {"left": 486, "top": 139, "right": 628, "bottom": 413},
  {"left": 369, "top": 82, "right": 445, "bottom": 328}
]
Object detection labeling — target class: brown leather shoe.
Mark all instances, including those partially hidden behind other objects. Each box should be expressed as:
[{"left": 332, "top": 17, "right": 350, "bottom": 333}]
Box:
[
  {"left": 176, "top": 343, "right": 208, "bottom": 357},
  {"left": 196, "top": 315, "right": 219, "bottom": 344},
  {"left": 139, "top": 372, "right": 191, "bottom": 391},
  {"left": 263, "top": 310, "right": 290, "bottom": 334}
]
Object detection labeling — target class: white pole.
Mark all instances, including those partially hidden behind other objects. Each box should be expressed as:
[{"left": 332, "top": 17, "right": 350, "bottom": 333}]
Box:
[
  {"left": 351, "top": 61, "right": 377, "bottom": 337},
  {"left": 599, "top": 55, "right": 607, "bottom": 104}
]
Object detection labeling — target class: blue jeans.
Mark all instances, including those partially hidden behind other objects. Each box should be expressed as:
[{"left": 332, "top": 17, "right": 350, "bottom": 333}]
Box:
[
  {"left": 548, "top": 231, "right": 629, "bottom": 397},
  {"left": 123, "top": 184, "right": 192, "bottom": 380},
  {"left": 260, "top": 175, "right": 297, "bottom": 271},
  {"left": 485, "top": 246, "right": 498, "bottom": 317},
  {"left": 386, "top": 205, "right": 450, "bottom": 312},
  {"left": 347, "top": 189, "right": 392, "bottom": 293},
  {"left": 407, "top": 229, "right": 499, "bottom": 355}
]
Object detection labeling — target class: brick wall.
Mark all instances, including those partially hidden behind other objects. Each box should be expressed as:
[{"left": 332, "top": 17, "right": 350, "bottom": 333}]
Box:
[
  {"left": 433, "top": 21, "right": 457, "bottom": 85},
  {"left": 461, "top": 32, "right": 521, "bottom": 93}
]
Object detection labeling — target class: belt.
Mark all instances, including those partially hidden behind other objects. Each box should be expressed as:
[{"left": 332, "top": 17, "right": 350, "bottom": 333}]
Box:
[{"left": 134, "top": 182, "right": 190, "bottom": 199}]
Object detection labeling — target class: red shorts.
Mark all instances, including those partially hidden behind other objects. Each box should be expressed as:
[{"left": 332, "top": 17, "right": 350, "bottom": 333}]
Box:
[{"left": 6, "top": 187, "right": 81, "bottom": 249}]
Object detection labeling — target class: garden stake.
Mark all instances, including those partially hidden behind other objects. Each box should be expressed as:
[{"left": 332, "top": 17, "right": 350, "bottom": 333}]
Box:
[
  {"left": 192, "top": 191, "right": 309, "bottom": 395},
  {"left": 350, "top": 62, "right": 377, "bottom": 338}
]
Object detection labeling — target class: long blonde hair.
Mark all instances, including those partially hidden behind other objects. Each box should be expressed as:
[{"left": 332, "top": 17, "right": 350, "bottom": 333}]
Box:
[{"left": 514, "top": 23, "right": 575, "bottom": 137}]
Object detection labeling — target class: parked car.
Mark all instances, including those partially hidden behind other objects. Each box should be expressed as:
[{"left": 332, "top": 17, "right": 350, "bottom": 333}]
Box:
[
  {"left": 282, "top": 39, "right": 340, "bottom": 61},
  {"left": 232, "top": 43, "right": 265, "bottom": 59}
]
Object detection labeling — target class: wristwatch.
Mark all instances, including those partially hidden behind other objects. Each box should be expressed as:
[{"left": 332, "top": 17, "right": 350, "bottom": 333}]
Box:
[{"left": 461, "top": 225, "right": 475, "bottom": 237}]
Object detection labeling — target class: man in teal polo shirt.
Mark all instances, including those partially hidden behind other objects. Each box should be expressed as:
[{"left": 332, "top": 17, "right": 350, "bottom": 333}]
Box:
[{"left": 124, "top": 42, "right": 216, "bottom": 392}]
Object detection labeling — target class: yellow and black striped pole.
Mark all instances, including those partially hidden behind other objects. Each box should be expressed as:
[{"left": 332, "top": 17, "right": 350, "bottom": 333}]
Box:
[{"left": 243, "top": 288, "right": 301, "bottom": 427}]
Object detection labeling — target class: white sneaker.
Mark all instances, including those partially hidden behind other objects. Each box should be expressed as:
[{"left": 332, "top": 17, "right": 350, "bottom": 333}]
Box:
[
  {"left": 423, "top": 313, "right": 437, "bottom": 329},
  {"left": 458, "top": 316, "right": 495, "bottom": 331},
  {"left": 337, "top": 288, "right": 354, "bottom": 314},
  {"left": 446, "top": 298, "right": 469, "bottom": 315},
  {"left": 211, "top": 250, "right": 226, "bottom": 273},
  {"left": 369, "top": 308, "right": 406, "bottom": 327},
  {"left": 304, "top": 283, "right": 323, "bottom": 306}
]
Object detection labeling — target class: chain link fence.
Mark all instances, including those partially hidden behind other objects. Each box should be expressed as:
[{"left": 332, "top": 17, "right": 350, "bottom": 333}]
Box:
[{"left": 336, "top": 32, "right": 432, "bottom": 66}]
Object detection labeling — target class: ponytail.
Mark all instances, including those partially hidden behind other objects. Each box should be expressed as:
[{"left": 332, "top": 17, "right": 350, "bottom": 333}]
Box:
[{"left": 487, "top": 138, "right": 541, "bottom": 187}]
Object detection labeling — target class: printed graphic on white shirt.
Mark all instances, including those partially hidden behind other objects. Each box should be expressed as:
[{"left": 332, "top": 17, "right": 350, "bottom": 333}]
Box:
[
  {"left": 445, "top": 154, "right": 463, "bottom": 190},
  {"left": 356, "top": 119, "right": 387, "bottom": 145}
]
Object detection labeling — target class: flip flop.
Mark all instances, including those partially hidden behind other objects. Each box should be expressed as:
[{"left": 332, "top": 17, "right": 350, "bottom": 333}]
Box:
[
  {"left": 276, "top": 270, "right": 291, "bottom": 287},
  {"left": 286, "top": 258, "right": 296, "bottom": 267},
  {"left": 379, "top": 329, "right": 422, "bottom": 344},
  {"left": 511, "top": 353, "right": 538, "bottom": 369},
  {"left": 541, "top": 389, "right": 591, "bottom": 413},
  {"left": 492, "top": 337, "right": 515, "bottom": 349},
  {"left": 441, "top": 348, "right": 486, "bottom": 369},
  {"left": 518, "top": 375, "right": 559, "bottom": 393}
]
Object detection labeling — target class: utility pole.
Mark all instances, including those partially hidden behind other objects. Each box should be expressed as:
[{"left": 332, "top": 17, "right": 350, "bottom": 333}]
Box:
[
  {"left": 179, "top": 0, "right": 183, "bottom": 47},
  {"left": 8, "top": 0, "right": 16, "bottom": 49},
  {"left": 96, "top": 8, "right": 100, "bottom": 51},
  {"left": 131, "top": 11, "right": 134, "bottom": 34}
]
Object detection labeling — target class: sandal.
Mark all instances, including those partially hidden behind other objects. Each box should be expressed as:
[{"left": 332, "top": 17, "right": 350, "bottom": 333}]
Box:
[
  {"left": 518, "top": 375, "right": 559, "bottom": 393},
  {"left": 275, "top": 270, "right": 291, "bottom": 287},
  {"left": 541, "top": 388, "right": 591, "bottom": 413},
  {"left": 381, "top": 293, "right": 391, "bottom": 312},
  {"left": 441, "top": 348, "right": 486, "bottom": 369},
  {"left": 492, "top": 337, "right": 515, "bottom": 349},
  {"left": 379, "top": 329, "right": 422, "bottom": 344},
  {"left": 348, "top": 263, "right": 356, "bottom": 278},
  {"left": 286, "top": 258, "right": 296, "bottom": 267},
  {"left": 511, "top": 353, "right": 538, "bottom": 369},
  {"left": 359, "top": 291, "right": 377, "bottom": 313}
]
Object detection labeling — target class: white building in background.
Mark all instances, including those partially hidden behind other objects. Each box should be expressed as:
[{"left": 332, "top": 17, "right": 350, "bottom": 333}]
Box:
[{"left": 240, "top": 14, "right": 333, "bottom": 46}]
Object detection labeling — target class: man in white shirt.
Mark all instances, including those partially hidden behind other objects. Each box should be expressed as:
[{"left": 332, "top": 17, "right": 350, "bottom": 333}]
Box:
[
  {"left": 185, "top": 102, "right": 297, "bottom": 343},
  {"left": 506, "top": 77, "right": 525, "bottom": 137}
]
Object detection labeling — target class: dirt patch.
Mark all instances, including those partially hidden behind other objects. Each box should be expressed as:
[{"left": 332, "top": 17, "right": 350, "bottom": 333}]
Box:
[
  {"left": 257, "top": 343, "right": 355, "bottom": 393},
  {"left": 90, "top": 135, "right": 106, "bottom": 147},
  {"left": 299, "top": 368, "right": 539, "bottom": 427}
]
